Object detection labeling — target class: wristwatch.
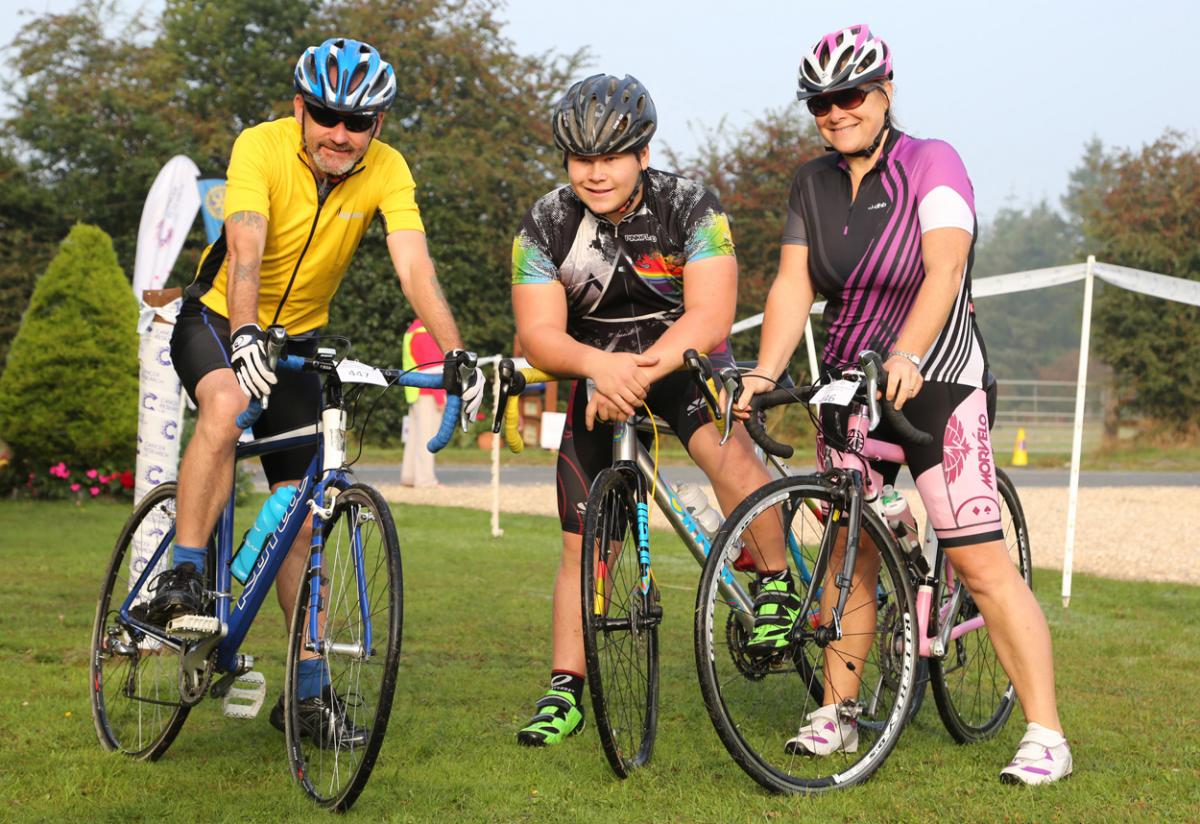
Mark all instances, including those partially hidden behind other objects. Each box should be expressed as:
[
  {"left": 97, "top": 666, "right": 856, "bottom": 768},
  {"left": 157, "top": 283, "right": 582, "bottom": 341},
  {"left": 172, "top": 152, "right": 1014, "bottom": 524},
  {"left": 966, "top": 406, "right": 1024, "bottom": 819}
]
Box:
[{"left": 888, "top": 350, "right": 921, "bottom": 367}]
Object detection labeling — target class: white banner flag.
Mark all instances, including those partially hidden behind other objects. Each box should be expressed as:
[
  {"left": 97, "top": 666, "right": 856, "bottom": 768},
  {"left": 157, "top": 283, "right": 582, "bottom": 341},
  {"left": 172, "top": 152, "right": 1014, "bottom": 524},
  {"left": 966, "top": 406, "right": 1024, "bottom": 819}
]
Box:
[
  {"left": 1094, "top": 262, "right": 1200, "bottom": 308},
  {"left": 132, "top": 155, "right": 201, "bottom": 297}
]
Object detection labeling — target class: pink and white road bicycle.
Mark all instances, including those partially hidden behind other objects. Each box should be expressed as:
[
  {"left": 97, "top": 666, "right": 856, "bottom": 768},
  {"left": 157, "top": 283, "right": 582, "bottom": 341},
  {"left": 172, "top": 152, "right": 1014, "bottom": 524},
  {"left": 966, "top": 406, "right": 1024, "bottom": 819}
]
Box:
[{"left": 693, "top": 350, "right": 1031, "bottom": 793}]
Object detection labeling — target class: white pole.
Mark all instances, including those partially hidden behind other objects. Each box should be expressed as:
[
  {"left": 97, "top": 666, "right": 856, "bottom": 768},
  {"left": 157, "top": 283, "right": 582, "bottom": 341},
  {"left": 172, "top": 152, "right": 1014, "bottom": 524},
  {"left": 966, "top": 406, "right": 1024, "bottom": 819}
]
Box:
[
  {"left": 490, "top": 362, "right": 504, "bottom": 537},
  {"left": 1062, "top": 255, "right": 1095, "bottom": 608},
  {"left": 804, "top": 318, "right": 819, "bottom": 383}
]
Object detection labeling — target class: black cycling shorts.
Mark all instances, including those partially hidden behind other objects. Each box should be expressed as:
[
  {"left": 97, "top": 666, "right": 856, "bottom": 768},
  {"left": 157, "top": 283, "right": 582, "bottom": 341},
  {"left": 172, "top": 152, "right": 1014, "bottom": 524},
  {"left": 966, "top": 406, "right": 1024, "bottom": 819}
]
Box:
[
  {"left": 170, "top": 299, "right": 321, "bottom": 486},
  {"left": 556, "top": 363, "right": 727, "bottom": 535}
]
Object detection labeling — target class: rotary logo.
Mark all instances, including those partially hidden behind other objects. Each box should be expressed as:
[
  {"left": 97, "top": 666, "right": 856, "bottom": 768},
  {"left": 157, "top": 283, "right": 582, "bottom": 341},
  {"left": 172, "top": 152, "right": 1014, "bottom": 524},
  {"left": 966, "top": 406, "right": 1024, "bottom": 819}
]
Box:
[
  {"left": 943, "top": 414, "right": 971, "bottom": 484},
  {"left": 204, "top": 183, "right": 225, "bottom": 222}
]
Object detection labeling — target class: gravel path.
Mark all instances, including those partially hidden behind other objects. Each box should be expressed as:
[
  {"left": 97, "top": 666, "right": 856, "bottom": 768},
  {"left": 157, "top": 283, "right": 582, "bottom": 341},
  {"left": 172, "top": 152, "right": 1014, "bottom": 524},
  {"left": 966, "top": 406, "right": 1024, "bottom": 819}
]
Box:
[{"left": 377, "top": 481, "right": 1200, "bottom": 586}]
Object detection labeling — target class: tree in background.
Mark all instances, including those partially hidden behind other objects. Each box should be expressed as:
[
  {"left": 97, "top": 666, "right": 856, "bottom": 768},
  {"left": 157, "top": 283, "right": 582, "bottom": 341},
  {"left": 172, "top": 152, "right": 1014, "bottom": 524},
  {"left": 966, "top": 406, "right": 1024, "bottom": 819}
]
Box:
[
  {"left": 0, "top": 225, "right": 139, "bottom": 482},
  {"left": 0, "top": 150, "right": 71, "bottom": 365},
  {"left": 669, "top": 105, "right": 825, "bottom": 363},
  {"left": 1070, "top": 131, "right": 1200, "bottom": 433},
  {"left": 3, "top": 0, "right": 584, "bottom": 443},
  {"left": 971, "top": 201, "right": 1082, "bottom": 381}
]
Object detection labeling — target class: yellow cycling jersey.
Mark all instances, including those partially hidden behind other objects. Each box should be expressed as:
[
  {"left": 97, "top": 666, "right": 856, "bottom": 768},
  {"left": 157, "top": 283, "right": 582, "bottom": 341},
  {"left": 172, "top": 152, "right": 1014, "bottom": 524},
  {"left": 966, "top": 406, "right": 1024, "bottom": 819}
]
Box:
[{"left": 187, "top": 117, "right": 424, "bottom": 333}]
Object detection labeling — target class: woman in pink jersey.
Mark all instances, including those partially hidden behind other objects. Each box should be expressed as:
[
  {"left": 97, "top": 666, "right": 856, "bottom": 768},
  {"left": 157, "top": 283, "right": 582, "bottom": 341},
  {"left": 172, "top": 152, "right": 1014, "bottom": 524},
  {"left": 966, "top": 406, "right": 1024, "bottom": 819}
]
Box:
[{"left": 734, "top": 24, "right": 1071, "bottom": 785}]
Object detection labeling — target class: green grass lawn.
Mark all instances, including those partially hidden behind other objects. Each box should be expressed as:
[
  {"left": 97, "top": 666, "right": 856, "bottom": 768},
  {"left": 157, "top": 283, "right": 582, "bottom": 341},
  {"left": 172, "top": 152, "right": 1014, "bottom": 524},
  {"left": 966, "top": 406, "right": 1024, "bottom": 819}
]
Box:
[{"left": 2, "top": 498, "right": 1198, "bottom": 822}]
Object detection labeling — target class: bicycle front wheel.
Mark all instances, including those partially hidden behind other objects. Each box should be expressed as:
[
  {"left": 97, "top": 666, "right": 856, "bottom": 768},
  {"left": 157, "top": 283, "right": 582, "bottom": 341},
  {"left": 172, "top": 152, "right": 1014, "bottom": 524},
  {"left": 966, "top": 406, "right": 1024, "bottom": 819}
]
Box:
[
  {"left": 931, "top": 467, "right": 1031, "bottom": 743},
  {"left": 90, "top": 482, "right": 191, "bottom": 759},
  {"left": 695, "top": 475, "right": 917, "bottom": 793},
  {"left": 581, "top": 467, "right": 660, "bottom": 778},
  {"left": 284, "top": 483, "right": 402, "bottom": 812}
]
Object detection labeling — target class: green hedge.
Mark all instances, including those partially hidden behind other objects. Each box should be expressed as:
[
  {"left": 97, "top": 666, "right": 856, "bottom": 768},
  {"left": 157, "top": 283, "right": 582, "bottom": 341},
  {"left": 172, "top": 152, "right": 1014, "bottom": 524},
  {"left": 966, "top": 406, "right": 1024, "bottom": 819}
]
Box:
[{"left": 0, "top": 224, "right": 139, "bottom": 474}]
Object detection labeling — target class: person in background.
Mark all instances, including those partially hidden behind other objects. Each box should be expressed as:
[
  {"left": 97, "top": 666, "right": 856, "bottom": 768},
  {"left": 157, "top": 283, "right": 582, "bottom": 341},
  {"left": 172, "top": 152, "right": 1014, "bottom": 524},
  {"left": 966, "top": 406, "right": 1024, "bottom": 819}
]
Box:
[{"left": 400, "top": 317, "right": 446, "bottom": 487}]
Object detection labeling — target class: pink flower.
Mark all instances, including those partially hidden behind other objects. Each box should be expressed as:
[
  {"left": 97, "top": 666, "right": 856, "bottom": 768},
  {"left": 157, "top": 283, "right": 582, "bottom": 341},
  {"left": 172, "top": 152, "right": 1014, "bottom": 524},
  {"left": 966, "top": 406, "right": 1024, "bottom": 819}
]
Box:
[
  {"left": 70, "top": 483, "right": 81, "bottom": 492},
  {"left": 49, "top": 462, "right": 69, "bottom": 479},
  {"left": 98, "top": 474, "right": 110, "bottom": 484},
  {"left": 89, "top": 487, "right": 100, "bottom": 496},
  {"left": 86, "top": 469, "right": 98, "bottom": 480}
]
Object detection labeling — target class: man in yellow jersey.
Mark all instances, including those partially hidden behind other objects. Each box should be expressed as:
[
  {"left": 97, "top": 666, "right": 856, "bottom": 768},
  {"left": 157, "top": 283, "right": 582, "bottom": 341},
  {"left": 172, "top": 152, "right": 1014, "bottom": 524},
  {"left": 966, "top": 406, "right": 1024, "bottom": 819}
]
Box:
[{"left": 147, "top": 38, "right": 483, "bottom": 744}]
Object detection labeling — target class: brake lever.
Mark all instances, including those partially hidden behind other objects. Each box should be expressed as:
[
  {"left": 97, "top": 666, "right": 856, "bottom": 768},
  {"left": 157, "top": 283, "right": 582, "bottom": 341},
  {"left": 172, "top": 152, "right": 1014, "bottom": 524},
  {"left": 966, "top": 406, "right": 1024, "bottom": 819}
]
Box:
[
  {"left": 716, "top": 366, "right": 742, "bottom": 446},
  {"left": 683, "top": 348, "right": 722, "bottom": 420},
  {"left": 859, "top": 351, "right": 883, "bottom": 432},
  {"left": 455, "top": 350, "right": 478, "bottom": 430},
  {"left": 494, "top": 359, "right": 514, "bottom": 434}
]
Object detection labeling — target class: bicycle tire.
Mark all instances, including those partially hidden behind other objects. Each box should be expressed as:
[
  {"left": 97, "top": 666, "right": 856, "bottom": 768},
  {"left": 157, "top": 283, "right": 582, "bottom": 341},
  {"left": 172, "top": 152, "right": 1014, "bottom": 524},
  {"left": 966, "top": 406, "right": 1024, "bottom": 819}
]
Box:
[
  {"left": 581, "top": 467, "right": 660, "bottom": 778},
  {"left": 930, "top": 467, "right": 1031, "bottom": 743},
  {"left": 284, "top": 483, "right": 403, "bottom": 812},
  {"left": 90, "top": 482, "right": 193, "bottom": 759},
  {"left": 695, "top": 475, "right": 917, "bottom": 793}
]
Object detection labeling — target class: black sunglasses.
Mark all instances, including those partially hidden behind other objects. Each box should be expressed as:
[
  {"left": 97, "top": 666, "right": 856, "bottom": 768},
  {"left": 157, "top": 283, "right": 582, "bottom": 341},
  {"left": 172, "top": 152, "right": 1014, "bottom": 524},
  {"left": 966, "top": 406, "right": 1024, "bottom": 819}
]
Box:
[
  {"left": 806, "top": 85, "right": 881, "bottom": 118},
  {"left": 304, "top": 101, "right": 378, "bottom": 133}
]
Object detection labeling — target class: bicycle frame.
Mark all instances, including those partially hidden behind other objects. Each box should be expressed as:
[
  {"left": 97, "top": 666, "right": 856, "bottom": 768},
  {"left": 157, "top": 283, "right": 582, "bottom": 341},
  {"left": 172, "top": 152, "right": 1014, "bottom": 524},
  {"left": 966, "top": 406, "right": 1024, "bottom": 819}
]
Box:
[
  {"left": 115, "top": 357, "right": 460, "bottom": 682},
  {"left": 812, "top": 401, "right": 986, "bottom": 660},
  {"left": 116, "top": 423, "right": 349, "bottom": 675},
  {"left": 610, "top": 417, "right": 757, "bottom": 617}
]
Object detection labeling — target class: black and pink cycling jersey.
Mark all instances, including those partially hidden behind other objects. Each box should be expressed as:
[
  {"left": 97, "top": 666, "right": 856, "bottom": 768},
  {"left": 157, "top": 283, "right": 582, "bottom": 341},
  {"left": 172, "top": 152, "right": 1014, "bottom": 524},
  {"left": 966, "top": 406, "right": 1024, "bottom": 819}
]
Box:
[
  {"left": 783, "top": 129, "right": 986, "bottom": 387},
  {"left": 787, "top": 129, "right": 1003, "bottom": 547}
]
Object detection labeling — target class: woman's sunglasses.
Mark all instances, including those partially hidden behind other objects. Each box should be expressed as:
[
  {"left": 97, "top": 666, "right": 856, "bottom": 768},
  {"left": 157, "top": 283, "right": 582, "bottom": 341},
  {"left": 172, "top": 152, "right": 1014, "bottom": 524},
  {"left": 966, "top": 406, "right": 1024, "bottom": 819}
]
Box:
[
  {"left": 304, "top": 102, "right": 378, "bottom": 133},
  {"left": 806, "top": 85, "right": 881, "bottom": 118}
]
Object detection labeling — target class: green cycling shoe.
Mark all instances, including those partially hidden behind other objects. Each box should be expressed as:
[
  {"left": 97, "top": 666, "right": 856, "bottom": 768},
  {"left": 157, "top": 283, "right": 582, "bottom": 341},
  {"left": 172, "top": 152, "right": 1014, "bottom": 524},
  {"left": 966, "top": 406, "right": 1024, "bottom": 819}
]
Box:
[
  {"left": 517, "top": 688, "right": 585, "bottom": 747},
  {"left": 745, "top": 573, "right": 802, "bottom": 657}
]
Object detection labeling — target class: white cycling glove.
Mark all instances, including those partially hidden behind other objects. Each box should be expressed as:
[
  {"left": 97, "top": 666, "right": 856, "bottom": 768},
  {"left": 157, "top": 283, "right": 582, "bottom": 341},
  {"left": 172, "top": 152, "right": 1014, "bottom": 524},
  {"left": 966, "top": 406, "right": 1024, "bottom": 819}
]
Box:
[{"left": 230, "top": 323, "right": 278, "bottom": 401}]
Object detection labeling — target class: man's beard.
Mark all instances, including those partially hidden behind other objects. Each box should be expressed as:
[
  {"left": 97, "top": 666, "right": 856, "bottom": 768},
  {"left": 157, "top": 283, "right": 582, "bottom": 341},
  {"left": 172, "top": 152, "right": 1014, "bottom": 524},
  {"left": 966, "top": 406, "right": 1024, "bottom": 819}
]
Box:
[{"left": 308, "top": 140, "right": 363, "bottom": 177}]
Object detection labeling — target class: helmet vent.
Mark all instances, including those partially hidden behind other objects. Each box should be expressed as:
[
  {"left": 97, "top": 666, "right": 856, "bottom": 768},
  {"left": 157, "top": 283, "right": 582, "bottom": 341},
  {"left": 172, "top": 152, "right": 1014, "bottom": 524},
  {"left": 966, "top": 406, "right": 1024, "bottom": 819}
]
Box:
[{"left": 348, "top": 64, "right": 369, "bottom": 95}]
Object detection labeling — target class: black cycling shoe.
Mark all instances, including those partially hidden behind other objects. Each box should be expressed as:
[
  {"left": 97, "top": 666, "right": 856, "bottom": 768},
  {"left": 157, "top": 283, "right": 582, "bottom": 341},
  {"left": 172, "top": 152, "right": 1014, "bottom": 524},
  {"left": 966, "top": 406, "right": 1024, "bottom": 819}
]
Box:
[
  {"left": 141, "top": 562, "right": 207, "bottom": 627},
  {"left": 269, "top": 687, "right": 370, "bottom": 750}
]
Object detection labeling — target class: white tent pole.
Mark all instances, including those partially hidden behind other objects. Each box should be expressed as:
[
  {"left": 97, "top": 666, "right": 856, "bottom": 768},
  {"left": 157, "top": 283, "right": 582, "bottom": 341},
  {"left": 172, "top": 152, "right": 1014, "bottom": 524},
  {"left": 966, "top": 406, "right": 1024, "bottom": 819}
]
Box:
[
  {"left": 804, "top": 318, "right": 819, "bottom": 383},
  {"left": 1062, "top": 255, "right": 1095, "bottom": 608},
  {"left": 490, "top": 362, "right": 504, "bottom": 537}
]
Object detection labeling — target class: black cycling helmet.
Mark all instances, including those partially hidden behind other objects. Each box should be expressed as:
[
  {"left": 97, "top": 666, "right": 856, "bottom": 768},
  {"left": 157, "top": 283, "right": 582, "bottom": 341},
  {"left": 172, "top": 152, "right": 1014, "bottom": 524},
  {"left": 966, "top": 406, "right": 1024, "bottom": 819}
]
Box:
[{"left": 551, "top": 74, "right": 657, "bottom": 156}]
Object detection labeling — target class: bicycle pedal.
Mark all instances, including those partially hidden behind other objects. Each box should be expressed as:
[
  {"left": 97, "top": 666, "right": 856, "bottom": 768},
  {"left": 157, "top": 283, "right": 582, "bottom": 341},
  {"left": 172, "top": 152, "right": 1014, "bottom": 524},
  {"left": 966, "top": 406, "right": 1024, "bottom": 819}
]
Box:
[
  {"left": 222, "top": 671, "right": 266, "bottom": 719},
  {"left": 166, "top": 614, "right": 222, "bottom": 640}
]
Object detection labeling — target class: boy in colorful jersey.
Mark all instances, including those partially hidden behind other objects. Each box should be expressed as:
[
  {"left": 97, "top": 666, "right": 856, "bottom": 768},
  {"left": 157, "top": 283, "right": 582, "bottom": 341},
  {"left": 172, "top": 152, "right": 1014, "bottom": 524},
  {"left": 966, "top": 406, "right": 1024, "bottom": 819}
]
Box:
[
  {"left": 511, "top": 74, "right": 787, "bottom": 746},
  {"left": 145, "top": 38, "right": 483, "bottom": 745}
]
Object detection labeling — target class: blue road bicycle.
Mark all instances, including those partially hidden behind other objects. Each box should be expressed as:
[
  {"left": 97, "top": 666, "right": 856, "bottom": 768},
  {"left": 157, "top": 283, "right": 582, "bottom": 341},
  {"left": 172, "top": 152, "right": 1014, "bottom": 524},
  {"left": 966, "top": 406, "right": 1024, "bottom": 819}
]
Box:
[{"left": 89, "top": 328, "right": 475, "bottom": 812}]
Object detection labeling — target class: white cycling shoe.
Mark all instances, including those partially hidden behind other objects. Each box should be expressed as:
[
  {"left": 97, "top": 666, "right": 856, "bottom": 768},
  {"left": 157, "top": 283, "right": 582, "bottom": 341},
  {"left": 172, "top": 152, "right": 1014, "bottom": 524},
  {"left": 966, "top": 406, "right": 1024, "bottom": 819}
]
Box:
[
  {"left": 999, "top": 723, "right": 1073, "bottom": 785},
  {"left": 785, "top": 703, "right": 858, "bottom": 756}
]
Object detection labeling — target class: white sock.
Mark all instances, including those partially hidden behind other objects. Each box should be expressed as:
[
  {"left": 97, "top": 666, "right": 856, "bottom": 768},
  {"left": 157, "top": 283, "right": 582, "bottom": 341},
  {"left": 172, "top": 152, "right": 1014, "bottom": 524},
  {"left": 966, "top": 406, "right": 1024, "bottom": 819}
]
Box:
[{"left": 1026, "top": 722, "right": 1066, "bottom": 746}]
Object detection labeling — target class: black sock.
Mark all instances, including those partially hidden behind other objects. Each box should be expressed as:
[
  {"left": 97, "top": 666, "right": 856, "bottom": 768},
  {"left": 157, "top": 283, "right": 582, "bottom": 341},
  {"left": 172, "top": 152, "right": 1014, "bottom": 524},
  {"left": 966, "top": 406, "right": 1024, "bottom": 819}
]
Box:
[
  {"left": 549, "top": 670, "right": 584, "bottom": 704},
  {"left": 759, "top": 569, "right": 793, "bottom": 587}
]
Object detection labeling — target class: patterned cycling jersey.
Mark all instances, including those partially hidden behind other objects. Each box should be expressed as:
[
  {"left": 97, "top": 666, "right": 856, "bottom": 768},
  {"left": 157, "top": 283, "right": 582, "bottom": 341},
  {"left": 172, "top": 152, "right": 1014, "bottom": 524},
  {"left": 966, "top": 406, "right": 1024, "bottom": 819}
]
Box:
[
  {"left": 511, "top": 168, "right": 734, "bottom": 353},
  {"left": 782, "top": 129, "right": 987, "bottom": 387}
]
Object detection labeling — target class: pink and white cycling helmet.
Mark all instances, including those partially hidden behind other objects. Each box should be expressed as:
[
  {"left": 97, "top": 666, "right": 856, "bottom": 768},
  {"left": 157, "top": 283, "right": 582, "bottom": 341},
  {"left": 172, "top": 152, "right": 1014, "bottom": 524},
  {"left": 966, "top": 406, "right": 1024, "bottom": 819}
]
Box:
[{"left": 797, "top": 24, "right": 892, "bottom": 101}]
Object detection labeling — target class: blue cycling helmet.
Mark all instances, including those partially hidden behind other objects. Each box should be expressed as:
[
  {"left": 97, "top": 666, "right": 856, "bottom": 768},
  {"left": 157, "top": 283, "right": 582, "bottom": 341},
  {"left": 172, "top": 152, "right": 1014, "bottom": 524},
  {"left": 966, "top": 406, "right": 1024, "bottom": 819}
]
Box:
[{"left": 293, "top": 38, "right": 396, "bottom": 114}]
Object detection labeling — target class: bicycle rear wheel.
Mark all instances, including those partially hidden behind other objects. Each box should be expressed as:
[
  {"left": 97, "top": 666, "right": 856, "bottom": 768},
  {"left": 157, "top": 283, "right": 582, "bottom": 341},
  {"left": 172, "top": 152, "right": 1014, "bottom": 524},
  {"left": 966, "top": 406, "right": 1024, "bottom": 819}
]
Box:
[
  {"left": 581, "top": 467, "right": 660, "bottom": 778},
  {"left": 284, "top": 483, "right": 402, "bottom": 812},
  {"left": 930, "top": 467, "right": 1032, "bottom": 743},
  {"left": 695, "top": 475, "right": 917, "bottom": 793},
  {"left": 90, "top": 482, "right": 191, "bottom": 759}
]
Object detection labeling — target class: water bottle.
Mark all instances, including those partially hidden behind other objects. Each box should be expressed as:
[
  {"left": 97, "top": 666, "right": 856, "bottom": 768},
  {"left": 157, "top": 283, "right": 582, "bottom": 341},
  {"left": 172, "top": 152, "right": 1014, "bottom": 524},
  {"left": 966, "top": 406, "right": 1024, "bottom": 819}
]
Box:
[
  {"left": 880, "top": 484, "right": 924, "bottom": 571},
  {"left": 674, "top": 482, "right": 722, "bottom": 539},
  {"left": 231, "top": 485, "right": 297, "bottom": 583}
]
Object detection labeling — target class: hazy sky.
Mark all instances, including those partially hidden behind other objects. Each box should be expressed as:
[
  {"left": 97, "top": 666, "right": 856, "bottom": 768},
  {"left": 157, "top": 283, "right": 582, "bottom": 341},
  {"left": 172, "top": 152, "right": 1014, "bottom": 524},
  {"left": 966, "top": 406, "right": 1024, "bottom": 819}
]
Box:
[{"left": 4, "top": 0, "right": 1196, "bottom": 223}]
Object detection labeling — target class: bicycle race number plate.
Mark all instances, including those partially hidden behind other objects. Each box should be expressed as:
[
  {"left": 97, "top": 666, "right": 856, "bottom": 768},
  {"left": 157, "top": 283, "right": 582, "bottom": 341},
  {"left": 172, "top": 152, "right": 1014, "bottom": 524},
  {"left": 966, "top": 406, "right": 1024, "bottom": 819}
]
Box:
[
  {"left": 810, "top": 379, "right": 858, "bottom": 407},
  {"left": 336, "top": 359, "right": 389, "bottom": 386}
]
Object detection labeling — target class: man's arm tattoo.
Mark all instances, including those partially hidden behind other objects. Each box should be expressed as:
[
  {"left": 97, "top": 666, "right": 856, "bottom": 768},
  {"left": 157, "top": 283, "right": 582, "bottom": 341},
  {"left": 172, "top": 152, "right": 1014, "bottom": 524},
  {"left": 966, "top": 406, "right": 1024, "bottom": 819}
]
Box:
[{"left": 227, "top": 211, "right": 266, "bottom": 230}]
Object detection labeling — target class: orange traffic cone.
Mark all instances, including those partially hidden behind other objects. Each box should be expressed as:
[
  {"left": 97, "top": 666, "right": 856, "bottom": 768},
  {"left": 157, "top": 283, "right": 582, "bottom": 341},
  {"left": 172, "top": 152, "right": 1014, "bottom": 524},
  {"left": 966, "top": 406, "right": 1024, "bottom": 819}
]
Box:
[{"left": 1011, "top": 427, "right": 1028, "bottom": 467}]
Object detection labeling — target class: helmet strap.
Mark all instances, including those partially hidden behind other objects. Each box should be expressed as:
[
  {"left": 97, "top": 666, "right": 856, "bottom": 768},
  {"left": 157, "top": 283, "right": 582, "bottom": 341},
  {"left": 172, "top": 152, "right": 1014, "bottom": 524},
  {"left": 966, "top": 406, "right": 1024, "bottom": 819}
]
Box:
[
  {"left": 846, "top": 110, "right": 891, "bottom": 159},
  {"left": 615, "top": 170, "right": 646, "bottom": 216}
]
